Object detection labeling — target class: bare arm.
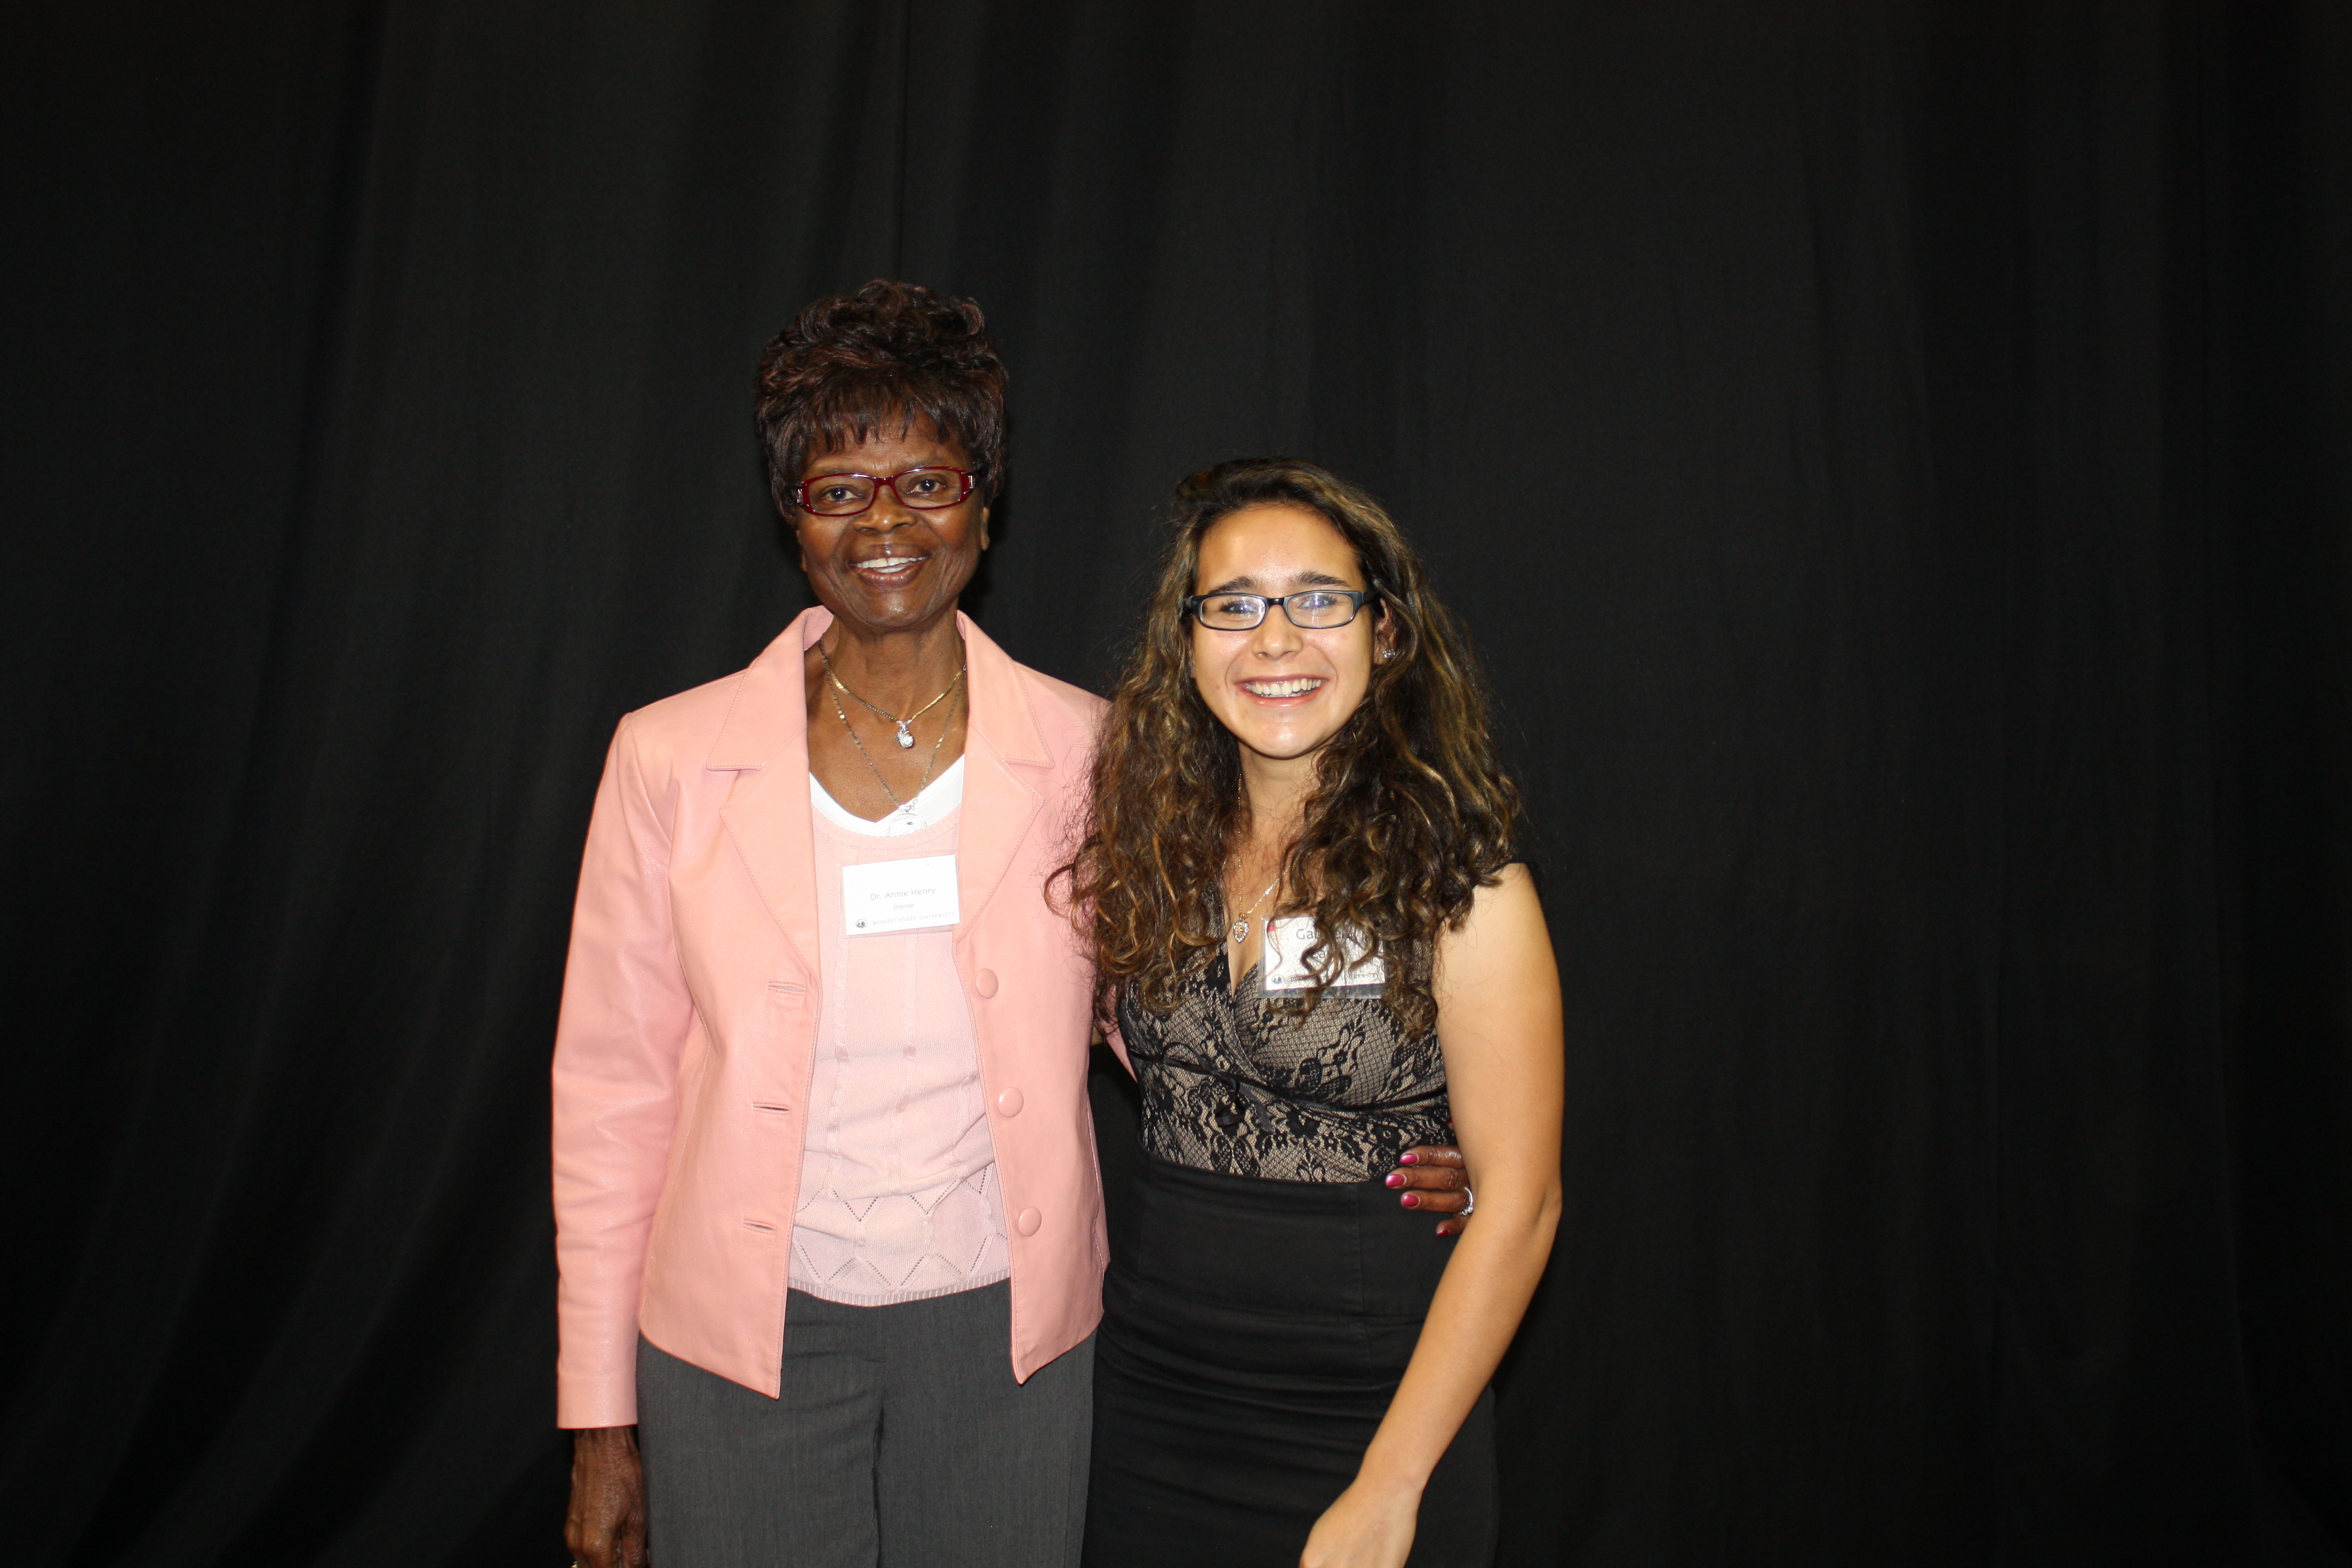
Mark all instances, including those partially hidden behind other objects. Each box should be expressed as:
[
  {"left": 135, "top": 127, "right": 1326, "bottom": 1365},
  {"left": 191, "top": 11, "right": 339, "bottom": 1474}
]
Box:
[{"left": 1303, "top": 865, "right": 1564, "bottom": 1568}]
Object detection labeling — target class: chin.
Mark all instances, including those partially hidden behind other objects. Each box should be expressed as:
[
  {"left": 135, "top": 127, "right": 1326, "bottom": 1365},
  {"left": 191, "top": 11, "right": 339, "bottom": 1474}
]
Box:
[
  {"left": 1235, "top": 729, "right": 1334, "bottom": 764},
  {"left": 832, "top": 583, "right": 939, "bottom": 624}
]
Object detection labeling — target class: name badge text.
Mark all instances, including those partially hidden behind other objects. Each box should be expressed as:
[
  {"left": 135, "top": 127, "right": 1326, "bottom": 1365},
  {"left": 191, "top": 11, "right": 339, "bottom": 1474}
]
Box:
[
  {"left": 1262, "top": 916, "right": 1387, "bottom": 993},
  {"left": 842, "top": 854, "right": 961, "bottom": 935}
]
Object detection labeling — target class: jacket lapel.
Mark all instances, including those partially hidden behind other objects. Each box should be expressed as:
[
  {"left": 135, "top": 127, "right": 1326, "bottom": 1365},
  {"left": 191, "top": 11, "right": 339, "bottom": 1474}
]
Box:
[
  {"left": 954, "top": 613, "right": 1048, "bottom": 944},
  {"left": 713, "top": 607, "right": 831, "bottom": 982},
  {"left": 714, "top": 608, "right": 1051, "bottom": 970}
]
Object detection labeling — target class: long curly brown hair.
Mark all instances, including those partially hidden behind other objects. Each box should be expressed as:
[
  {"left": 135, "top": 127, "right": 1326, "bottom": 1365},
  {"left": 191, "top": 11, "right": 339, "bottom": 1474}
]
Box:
[{"left": 1061, "top": 458, "right": 1521, "bottom": 1037}]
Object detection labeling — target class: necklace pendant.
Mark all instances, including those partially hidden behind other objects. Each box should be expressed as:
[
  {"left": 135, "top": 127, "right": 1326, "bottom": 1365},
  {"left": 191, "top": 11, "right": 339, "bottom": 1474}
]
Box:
[
  {"left": 894, "top": 722, "right": 914, "bottom": 749},
  {"left": 1229, "top": 918, "right": 1250, "bottom": 944}
]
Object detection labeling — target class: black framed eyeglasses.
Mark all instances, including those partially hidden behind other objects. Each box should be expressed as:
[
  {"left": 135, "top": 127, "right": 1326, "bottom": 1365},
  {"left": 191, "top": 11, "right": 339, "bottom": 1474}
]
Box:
[
  {"left": 793, "top": 466, "right": 976, "bottom": 517},
  {"left": 1183, "top": 587, "right": 1380, "bottom": 630}
]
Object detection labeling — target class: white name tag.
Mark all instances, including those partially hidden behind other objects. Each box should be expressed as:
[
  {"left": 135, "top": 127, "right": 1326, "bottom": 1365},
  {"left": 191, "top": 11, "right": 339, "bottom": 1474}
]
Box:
[
  {"left": 1262, "top": 917, "right": 1387, "bottom": 993},
  {"left": 841, "top": 854, "right": 961, "bottom": 935}
]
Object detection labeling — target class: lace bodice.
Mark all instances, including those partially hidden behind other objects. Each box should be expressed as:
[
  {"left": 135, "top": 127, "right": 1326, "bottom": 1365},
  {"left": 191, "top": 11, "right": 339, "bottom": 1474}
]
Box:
[{"left": 1118, "top": 951, "right": 1451, "bottom": 1183}]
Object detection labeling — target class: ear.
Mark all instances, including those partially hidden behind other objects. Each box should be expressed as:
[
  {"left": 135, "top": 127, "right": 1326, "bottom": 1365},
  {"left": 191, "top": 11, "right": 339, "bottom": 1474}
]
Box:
[
  {"left": 978, "top": 504, "right": 991, "bottom": 551},
  {"left": 1373, "top": 605, "right": 1399, "bottom": 663}
]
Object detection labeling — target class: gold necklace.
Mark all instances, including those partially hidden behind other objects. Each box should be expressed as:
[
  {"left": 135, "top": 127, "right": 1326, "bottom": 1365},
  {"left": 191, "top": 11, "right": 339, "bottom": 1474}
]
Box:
[
  {"left": 817, "top": 638, "right": 965, "bottom": 749},
  {"left": 826, "top": 679, "right": 959, "bottom": 823}
]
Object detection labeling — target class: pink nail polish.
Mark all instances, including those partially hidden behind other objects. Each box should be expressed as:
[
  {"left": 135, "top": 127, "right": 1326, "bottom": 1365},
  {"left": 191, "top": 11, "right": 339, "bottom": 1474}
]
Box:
[
  {"left": 1399, "top": 1152, "right": 1419, "bottom": 1165},
  {"left": 1401, "top": 1193, "right": 1420, "bottom": 1208},
  {"left": 1385, "top": 1172, "right": 1404, "bottom": 1188}
]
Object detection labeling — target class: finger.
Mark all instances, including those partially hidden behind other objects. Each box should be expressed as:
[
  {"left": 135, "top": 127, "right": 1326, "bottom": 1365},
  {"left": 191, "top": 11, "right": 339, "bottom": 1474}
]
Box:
[
  {"left": 1434, "top": 1215, "right": 1465, "bottom": 1238},
  {"left": 566, "top": 1493, "right": 631, "bottom": 1567},
  {"left": 1386, "top": 1178, "right": 1467, "bottom": 1213},
  {"left": 1396, "top": 1145, "right": 1466, "bottom": 1170},
  {"left": 1384, "top": 1168, "right": 1467, "bottom": 1216}
]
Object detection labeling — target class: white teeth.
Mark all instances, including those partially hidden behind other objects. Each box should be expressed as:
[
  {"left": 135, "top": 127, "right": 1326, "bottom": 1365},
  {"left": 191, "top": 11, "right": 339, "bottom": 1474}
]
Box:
[{"left": 1242, "top": 677, "right": 1322, "bottom": 697}]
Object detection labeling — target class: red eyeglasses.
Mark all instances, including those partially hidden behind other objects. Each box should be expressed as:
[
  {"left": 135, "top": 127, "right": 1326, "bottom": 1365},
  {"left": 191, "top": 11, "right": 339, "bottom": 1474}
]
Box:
[{"left": 793, "top": 466, "right": 976, "bottom": 517}]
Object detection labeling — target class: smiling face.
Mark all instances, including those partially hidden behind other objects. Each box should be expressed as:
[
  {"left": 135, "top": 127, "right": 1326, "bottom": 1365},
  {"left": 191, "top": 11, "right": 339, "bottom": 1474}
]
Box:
[
  {"left": 791, "top": 422, "right": 989, "bottom": 639},
  {"left": 1190, "top": 503, "right": 1388, "bottom": 777}
]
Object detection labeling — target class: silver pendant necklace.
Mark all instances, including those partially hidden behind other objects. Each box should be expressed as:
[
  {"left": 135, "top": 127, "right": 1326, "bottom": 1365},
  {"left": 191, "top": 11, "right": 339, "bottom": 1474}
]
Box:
[
  {"left": 1227, "top": 875, "right": 1281, "bottom": 946},
  {"left": 818, "top": 638, "right": 965, "bottom": 748},
  {"left": 826, "top": 678, "right": 959, "bottom": 823}
]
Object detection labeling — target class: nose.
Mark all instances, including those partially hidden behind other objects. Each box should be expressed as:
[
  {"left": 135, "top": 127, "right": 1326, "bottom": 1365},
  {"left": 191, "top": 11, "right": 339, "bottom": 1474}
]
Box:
[
  {"left": 1247, "top": 603, "right": 1304, "bottom": 658},
  {"left": 856, "top": 481, "right": 921, "bottom": 533}
]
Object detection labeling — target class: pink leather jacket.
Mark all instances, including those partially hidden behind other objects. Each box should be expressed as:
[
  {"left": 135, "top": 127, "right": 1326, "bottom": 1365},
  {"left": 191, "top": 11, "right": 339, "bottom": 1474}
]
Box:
[{"left": 552, "top": 608, "right": 1108, "bottom": 1427}]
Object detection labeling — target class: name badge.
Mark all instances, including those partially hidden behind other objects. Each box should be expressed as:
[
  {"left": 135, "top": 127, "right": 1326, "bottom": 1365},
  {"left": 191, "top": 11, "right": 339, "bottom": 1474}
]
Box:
[
  {"left": 1262, "top": 916, "right": 1387, "bottom": 993},
  {"left": 842, "top": 854, "right": 961, "bottom": 935}
]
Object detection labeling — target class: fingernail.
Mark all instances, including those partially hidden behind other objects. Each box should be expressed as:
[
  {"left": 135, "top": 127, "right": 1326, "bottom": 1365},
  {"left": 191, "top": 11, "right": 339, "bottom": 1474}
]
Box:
[
  {"left": 1401, "top": 1193, "right": 1421, "bottom": 1207},
  {"left": 1399, "top": 1152, "right": 1419, "bottom": 1164},
  {"left": 1385, "top": 1172, "right": 1404, "bottom": 1188}
]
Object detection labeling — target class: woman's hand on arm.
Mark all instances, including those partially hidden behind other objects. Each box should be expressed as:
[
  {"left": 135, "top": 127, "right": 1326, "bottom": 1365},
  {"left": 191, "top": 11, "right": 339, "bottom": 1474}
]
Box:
[
  {"left": 1304, "top": 865, "right": 1564, "bottom": 1568},
  {"left": 1389, "top": 1145, "right": 1472, "bottom": 1237},
  {"left": 567, "top": 1426, "right": 649, "bottom": 1568}
]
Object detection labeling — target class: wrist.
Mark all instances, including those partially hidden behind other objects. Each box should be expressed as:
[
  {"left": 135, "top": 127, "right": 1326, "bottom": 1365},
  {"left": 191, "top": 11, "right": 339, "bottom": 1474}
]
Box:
[
  {"left": 1351, "top": 1448, "right": 1434, "bottom": 1498},
  {"left": 571, "top": 1424, "right": 638, "bottom": 1449}
]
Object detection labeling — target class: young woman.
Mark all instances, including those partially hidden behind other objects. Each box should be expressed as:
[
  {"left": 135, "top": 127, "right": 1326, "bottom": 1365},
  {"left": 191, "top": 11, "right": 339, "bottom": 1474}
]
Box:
[{"left": 1068, "top": 459, "right": 1564, "bottom": 1567}]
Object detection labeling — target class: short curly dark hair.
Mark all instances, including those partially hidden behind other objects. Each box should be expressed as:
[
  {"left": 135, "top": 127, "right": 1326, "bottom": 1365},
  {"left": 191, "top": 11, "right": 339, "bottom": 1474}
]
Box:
[{"left": 754, "top": 280, "right": 1008, "bottom": 516}]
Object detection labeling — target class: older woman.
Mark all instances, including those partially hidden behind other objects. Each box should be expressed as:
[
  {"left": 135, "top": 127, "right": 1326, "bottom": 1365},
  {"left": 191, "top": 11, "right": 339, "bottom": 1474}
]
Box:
[
  {"left": 552, "top": 286, "right": 1468, "bottom": 1568},
  {"left": 1069, "top": 459, "right": 1564, "bottom": 1567}
]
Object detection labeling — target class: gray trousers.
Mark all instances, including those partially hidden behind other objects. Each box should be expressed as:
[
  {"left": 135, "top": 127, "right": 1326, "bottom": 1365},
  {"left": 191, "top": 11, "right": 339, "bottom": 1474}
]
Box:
[{"left": 637, "top": 1282, "right": 1092, "bottom": 1568}]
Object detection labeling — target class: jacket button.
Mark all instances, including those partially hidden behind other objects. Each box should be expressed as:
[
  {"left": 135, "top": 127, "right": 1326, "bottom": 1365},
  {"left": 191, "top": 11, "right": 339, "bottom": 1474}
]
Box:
[
  {"left": 995, "top": 1087, "right": 1024, "bottom": 1117},
  {"left": 1015, "top": 1207, "right": 1042, "bottom": 1237},
  {"left": 974, "top": 968, "right": 999, "bottom": 998}
]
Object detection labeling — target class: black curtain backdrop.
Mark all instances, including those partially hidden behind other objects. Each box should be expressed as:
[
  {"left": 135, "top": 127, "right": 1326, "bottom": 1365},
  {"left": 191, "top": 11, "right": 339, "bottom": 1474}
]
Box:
[{"left": 7, "top": 3, "right": 2348, "bottom": 1564}]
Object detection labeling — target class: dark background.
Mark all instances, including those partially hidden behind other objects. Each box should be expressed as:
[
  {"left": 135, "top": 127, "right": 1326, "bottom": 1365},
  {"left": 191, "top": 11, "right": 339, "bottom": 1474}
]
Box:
[{"left": 6, "top": 1, "right": 2348, "bottom": 1563}]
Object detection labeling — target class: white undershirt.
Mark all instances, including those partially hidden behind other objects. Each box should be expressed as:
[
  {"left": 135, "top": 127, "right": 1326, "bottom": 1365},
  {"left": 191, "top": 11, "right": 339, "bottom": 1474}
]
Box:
[{"left": 808, "top": 756, "right": 966, "bottom": 837}]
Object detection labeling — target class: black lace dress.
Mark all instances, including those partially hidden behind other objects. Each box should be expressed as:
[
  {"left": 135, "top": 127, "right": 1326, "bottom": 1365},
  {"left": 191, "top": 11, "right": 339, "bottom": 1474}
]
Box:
[{"left": 1082, "top": 951, "right": 1498, "bottom": 1567}]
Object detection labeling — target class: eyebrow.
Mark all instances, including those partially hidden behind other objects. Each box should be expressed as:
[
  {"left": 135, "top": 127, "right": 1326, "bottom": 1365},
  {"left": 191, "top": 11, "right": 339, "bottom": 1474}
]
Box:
[{"left": 1197, "top": 568, "right": 1356, "bottom": 594}]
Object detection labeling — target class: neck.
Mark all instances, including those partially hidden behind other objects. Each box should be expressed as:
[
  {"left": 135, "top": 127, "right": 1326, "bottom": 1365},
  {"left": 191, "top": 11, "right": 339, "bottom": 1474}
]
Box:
[
  {"left": 820, "top": 613, "right": 966, "bottom": 711},
  {"left": 1237, "top": 752, "right": 1315, "bottom": 856}
]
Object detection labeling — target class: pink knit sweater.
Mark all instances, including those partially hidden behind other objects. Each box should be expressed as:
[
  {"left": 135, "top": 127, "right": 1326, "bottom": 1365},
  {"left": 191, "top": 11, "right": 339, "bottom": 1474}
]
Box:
[{"left": 789, "top": 780, "right": 1011, "bottom": 1305}]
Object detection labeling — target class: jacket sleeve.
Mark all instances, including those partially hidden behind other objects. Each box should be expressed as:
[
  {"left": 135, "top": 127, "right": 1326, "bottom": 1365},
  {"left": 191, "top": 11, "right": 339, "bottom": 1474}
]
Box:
[{"left": 551, "top": 713, "right": 692, "bottom": 1428}]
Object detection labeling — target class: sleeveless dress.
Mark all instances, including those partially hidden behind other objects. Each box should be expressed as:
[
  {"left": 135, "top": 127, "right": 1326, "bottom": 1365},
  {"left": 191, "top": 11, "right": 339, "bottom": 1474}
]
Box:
[{"left": 1082, "top": 948, "right": 1499, "bottom": 1567}]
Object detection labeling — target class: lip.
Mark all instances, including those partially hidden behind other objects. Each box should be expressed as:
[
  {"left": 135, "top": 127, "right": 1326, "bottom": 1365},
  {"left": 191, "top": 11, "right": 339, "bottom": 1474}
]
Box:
[
  {"left": 1236, "top": 675, "right": 1328, "bottom": 702},
  {"left": 848, "top": 553, "right": 929, "bottom": 582}
]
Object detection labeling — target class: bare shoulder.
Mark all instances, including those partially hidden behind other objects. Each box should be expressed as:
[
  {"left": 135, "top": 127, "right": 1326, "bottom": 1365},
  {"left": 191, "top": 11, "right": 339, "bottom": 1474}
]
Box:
[
  {"left": 1434, "top": 864, "right": 1556, "bottom": 1000},
  {"left": 1458, "top": 864, "right": 1547, "bottom": 937}
]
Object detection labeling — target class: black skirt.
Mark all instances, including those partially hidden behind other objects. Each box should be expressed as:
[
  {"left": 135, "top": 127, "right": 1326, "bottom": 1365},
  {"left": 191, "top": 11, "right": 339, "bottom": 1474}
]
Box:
[{"left": 1083, "top": 1156, "right": 1497, "bottom": 1567}]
